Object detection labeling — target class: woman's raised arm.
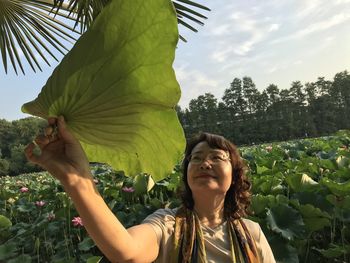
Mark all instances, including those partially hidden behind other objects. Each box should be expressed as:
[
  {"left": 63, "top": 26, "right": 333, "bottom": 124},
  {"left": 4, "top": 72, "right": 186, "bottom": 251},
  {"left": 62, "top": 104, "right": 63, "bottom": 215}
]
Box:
[{"left": 25, "top": 116, "right": 159, "bottom": 263}]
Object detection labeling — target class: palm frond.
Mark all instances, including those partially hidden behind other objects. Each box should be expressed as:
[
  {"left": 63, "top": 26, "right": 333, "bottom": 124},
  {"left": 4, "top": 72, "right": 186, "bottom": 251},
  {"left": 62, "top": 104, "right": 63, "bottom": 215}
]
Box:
[
  {"left": 0, "top": 0, "right": 79, "bottom": 74},
  {"left": 1, "top": 0, "right": 210, "bottom": 74},
  {"left": 51, "top": 0, "right": 211, "bottom": 40}
]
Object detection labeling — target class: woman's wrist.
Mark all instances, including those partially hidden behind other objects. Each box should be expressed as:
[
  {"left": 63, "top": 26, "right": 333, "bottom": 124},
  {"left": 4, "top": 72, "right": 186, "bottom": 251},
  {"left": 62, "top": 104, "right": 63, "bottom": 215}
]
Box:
[{"left": 60, "top": 171, "right": 95, "bottom": 193}]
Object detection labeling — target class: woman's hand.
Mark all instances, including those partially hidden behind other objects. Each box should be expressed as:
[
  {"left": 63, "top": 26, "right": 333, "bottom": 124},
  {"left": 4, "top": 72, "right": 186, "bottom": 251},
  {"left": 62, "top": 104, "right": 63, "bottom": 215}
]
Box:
[{"left": 25, "top": 116, "right": 92, "bottom": 185}]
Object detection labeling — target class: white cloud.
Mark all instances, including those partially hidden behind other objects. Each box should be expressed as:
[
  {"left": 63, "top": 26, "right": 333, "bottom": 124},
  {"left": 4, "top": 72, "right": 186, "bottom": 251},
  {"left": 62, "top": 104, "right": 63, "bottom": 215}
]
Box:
[
  {"left": 210, "top": 24, "right": 231, "bottom": 36},
  {"left": 298, "top": 13, "right": 350, "bottom": 37},
  {"left": 334, "top": 0, "right": 350, "bottom": 5},
  {"left": 297, "top": 0, "right": 323, "bottom": 18},
  {"left": 268, "top": 23, "right": 280, "bottom": 32},
  {"left": 175, "top": 65, "right": 219, "bottom": 107},
  {"left": 271, "top": 12, "right": 350, "bottom": 45},
  {"left": 267, "top": 67, "right": 278, "bottom": 74}
]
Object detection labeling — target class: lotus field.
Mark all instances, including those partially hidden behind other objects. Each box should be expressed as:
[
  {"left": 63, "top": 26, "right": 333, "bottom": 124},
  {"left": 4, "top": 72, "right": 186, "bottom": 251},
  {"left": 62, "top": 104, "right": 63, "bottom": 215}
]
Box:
[{"left": 0, "top": 131, "right": 349, "bottom": 263}]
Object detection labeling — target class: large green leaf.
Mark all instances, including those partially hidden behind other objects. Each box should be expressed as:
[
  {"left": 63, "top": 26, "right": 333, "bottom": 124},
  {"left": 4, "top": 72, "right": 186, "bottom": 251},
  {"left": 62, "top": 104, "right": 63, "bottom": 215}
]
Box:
[
  {"left": 8, "top": 254, "right": 32, "bottom": 263},
  {"left": 86, "top": 256, "right": 103, "bottom": 263},
  {"left": 133, "top": 174, "right": 155, "bottom": 195},
  {"left": 285, "top": 173, "right": 320, "bottom": 193},
  {"left": 250, "top": 194, "right": 289, "bottom": 215},
  {"left": 298, "top": 204, "right": 331, "bottom": 233},
  {"left": 321, "top": 178, "right": 350, "bottom": 196},
  {"left": 0, "top": 215, "right": 12, "bottom": 229},
  {"left": 291, "top": 191, "right": 334, "bottom": 214},
  {"left": 22, "top": 0, "right": 185, "bottom": 181},
  {"left": 314, "top": 244, "right": 350, "bottom": 258},
  {"left": 0, "top": 243, "right": 17, "bottom": 261},
  {"left": 266, "top": 204, "right": 305, "bottom": 241},
  {"left": 268, "top": 234, "right": 299, "bottom": 263},
  {"left": 78, "top": 237, "right": 96, "bottom": 251}
]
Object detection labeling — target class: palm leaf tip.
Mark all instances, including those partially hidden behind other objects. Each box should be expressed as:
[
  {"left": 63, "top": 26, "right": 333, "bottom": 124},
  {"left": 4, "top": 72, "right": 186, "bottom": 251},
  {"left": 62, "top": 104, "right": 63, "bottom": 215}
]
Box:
[{"left": 0, "top": 0, "right": 79, "bottom": 74}]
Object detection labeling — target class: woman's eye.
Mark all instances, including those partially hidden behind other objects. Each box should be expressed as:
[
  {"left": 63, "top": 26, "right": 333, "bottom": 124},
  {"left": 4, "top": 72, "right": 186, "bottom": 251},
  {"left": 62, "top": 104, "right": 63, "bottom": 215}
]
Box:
[
  {"left": 212, "top": 155, "right": 224, "bottom": 161},
  {"left": 191, "top": 156, "right": 202, "bottom": 162}
]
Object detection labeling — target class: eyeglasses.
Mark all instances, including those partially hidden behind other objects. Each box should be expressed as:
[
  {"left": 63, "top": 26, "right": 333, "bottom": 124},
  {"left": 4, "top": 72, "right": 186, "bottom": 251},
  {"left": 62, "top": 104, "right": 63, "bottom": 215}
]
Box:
[{"left": 188, "top": 152, "right": 231, "bottom": 165}]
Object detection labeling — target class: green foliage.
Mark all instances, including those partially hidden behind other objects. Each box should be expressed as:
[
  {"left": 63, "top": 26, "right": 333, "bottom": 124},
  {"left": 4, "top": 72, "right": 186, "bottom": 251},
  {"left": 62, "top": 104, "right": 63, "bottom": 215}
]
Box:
[
  {"left": 179, "top": 71, "right": 350, "bottom": 145},
  {"left": 0, "top": 157, "right": 10, "bottom": 176},
  {"left": 0, "top": 118, "right": 45, "bottom": 176},
  {"left": 22, "top": 0, "right": 186, "bottom": 181},
  {"left": 244, "top": 131, "right": 350, "bottom": 262},
  {"left": 1, "top": 131, "right": 349, "bottom": 262}
]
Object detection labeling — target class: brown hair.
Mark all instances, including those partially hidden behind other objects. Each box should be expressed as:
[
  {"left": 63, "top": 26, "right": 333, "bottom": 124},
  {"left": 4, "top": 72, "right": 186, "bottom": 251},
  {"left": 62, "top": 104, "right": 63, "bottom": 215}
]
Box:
[{"left": 180, "top": 132, "right": 251, "bottom": 219}]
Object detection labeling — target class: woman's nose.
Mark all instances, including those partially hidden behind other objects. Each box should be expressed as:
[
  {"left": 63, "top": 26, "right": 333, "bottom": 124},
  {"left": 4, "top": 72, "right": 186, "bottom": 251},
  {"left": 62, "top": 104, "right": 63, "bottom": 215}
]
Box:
[{"left": 200, "top": 159, "right": 212, "bottom": 169}]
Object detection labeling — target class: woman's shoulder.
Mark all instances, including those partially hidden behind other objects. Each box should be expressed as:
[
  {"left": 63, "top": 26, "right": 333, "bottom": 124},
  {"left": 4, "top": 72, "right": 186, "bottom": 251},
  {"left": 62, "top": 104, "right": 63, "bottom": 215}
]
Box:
[
  {"left": 240, "top": 218, "right": 262, "bottom": 240},
  {"left": 142, "top": 207, "right": 178, "bottom": 225},
  {"left": 240, "top": 218, "right": 277, "bottom": 263},
  {"left": 241, "top": 217, "right": 260, "bottom": 229}
]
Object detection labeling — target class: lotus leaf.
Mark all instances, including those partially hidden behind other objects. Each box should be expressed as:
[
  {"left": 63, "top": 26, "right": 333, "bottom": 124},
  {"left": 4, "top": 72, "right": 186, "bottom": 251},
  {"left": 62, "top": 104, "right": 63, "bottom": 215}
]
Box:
[
  {"left": 7, "top": 254, "right": 32, "bottom": 263},
  {"left": 78, "top": 237, "right": 96, "bottom": 252},
  {"left": 314, "top": 245, "right": 350, "bottom": 258},
  {"left": 285, "top": 173, "right": 320, "bottom": 193},
  {"left": 250, "top": 194, "right": 277, "bottom": 215},
  {"left": 0, "top": 215, "right": 12, "bottom": 229},
  {"left": 266, "top": 203, "right": 305, "bottom": 240},
  {"left": 22, "top": 0, "right": 185, "bottom": 181},
  {"left": 298, "top": 204, "right": 331, "bottom": 233},
  {"left": 133, "top": 174, "right": 155, "bottom": 195},
  {"left": 267, "top": 234, "right": 299, "bottom": 263},
  {"left": 291, "top": 191, "right": 334, "bottom": 214},
  {"left": 336, "top": 155, "right": 349, "bottom": 168},
  {"left": 0, "top": 243, "right": 17, "bottom": 261},
  {"left": 87, "top": 256, "right": 103, "bottom": 263},
  {"left": 321, "top": 178, "right": 350, "bottom": 196}
]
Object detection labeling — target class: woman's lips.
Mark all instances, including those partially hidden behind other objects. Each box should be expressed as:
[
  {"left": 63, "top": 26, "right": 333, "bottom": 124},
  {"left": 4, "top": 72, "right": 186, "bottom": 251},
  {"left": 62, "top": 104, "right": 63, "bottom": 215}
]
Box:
[{"left": 197, "top": 173, "right": 216, "bottom": 178}]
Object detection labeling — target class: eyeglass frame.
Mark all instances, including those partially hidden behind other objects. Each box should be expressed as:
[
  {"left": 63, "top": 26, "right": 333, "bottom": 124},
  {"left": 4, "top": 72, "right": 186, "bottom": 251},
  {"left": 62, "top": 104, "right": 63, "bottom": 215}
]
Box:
[{"left": 187, "top": 151, "right": 231, "bottom": 165}]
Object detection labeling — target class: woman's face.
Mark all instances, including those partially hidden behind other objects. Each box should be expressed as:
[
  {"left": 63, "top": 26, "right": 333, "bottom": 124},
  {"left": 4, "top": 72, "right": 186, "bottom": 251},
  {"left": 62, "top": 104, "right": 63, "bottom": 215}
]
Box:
[{"left": 187, "top": 141, "right": 233, "bottom": 194}]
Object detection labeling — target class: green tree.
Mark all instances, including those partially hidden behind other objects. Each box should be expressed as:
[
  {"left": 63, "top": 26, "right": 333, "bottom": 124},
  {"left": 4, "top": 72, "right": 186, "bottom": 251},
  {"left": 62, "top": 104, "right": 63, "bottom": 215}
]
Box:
[
  {"left": 187, "top": 93, "right": 219, "bottom": 135},
  {"left": 0, "top": 118, "right": 45, "bottom": 175},
  {"left": 0, "top": 150, "right": 10, "bottom": 176},
  {"left": 0, "top": 119, "right": 15, "bottom": 158},
  {"left": 222, "top": 78, "right": 248, "bottom": 143},
  {"left": 242, "top": 76, "right": 259, "bottom": 114},
  {"left": 265, "top": 84, "right": 280, "bottom": 106},
  {"left": 331, "top": 70, "right": 350, "bottom": 128},
  {"left": 8, "top": 143, "right": 42, "bottom": 175},
  {"left": 290, "top": 81, "right": 305, "bottom": 106},
  {"left": 222, "top": 78, "right": 247, "bottom": 118}
]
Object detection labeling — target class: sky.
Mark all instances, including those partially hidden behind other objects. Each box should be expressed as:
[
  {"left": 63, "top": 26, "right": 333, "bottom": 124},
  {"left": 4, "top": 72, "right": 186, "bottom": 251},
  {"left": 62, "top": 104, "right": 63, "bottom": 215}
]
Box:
[{"left": 1, "top": 0, "right": 350, "bottom": 120}]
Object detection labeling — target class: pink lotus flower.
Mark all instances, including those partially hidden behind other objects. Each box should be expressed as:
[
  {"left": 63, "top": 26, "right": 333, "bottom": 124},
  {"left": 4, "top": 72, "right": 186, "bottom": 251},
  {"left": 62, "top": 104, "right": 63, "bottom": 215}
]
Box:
[
  {"left": 47, "top": 213, "right": 55, "bottom": 221},
  {"left": 35, "top": 201, "right": 46, "bottom": 207},
  {"left": 72, "top": 216, "right": 84, "bottom": 227},
  {"left": 265, "top": 146, "right": 273, "bottom": 152},
  {"left": 20, "top": 187, "right": 29, "bottom": 193},
  {"left": 122, "top": 186, "right": 135, "bottom": 193}
]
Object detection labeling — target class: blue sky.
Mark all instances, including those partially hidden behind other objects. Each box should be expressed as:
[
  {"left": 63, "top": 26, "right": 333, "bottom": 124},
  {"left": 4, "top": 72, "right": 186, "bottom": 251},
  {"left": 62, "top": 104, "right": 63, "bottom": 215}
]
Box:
[{"left": 1, "top": 0, "right": 350, "bottom": 120}]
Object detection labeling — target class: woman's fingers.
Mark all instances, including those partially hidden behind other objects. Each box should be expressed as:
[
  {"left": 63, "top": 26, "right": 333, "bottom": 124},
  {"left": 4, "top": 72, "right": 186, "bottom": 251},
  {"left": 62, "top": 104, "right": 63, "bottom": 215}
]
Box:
[
  {"left": 34, "top": 135, "right": 50, "bottom": 149},
  {"left": 24, "top": 143, "right": 41, "bottom": 165},
  {"left": 48, "top": 117, "right": 57, "bottom": 126},
  {"left": 44, "top": 126, "right": 54, "bottom": 137},
  {"left": 57, "top": 116, "right": 76, "bottom": 142}
]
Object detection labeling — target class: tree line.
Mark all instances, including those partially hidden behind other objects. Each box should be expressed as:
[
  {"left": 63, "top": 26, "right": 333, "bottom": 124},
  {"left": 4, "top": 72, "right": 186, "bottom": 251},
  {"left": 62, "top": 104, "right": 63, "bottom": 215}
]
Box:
[
  {"left": 1, "top": 70, "right": 349, "bottom": 176},
  {"left": 0, "top": 118, "right": 45, "bottom": 176},
  {"left": 177, "top": 70, "right": 350, "bottom": 145}
]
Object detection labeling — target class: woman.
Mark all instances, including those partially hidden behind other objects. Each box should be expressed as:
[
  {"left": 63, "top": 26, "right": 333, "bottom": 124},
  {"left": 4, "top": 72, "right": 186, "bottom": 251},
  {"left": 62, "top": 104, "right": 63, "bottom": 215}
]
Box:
[{"left": 25, "top": 116, "right": 275, "bottom": 263}]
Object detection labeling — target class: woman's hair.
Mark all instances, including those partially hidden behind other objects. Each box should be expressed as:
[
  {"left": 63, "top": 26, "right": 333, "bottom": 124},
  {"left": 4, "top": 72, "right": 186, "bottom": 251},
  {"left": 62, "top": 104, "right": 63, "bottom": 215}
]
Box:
[{"left": 180, "top": 132, "right": 251, "bottom": 219}]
